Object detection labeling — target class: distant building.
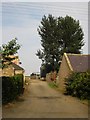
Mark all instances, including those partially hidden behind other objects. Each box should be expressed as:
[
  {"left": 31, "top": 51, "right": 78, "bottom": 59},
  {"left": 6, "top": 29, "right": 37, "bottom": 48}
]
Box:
[
  {"left": 30, "top": 72, "right": 40, "bottom": 79},
  {"left": 56, "top": 53, "right": 90, "bottom": 92}
]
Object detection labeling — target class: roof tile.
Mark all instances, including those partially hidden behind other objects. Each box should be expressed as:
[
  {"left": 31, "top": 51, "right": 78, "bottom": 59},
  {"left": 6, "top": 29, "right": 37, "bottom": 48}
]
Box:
[{"left": 67, "top": 54, "right": 90, "bottom": 72}]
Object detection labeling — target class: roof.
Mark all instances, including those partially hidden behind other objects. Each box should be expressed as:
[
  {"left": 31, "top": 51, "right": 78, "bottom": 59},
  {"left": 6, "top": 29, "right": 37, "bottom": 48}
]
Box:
[
  {"left": 0, "top": 61, "right": 24, "bottom": 70},
  {"left": 64, "top": 53, "right": 90, "bottom": 72},
  {"left": 12, "top": 63, "right": 24, "bottom": 71}
]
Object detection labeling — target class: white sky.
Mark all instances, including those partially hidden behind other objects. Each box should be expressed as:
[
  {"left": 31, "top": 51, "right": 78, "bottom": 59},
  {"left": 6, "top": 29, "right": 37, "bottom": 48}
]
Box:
[{"left": 0, "top": 1, "right": 89, "bottom": 75}]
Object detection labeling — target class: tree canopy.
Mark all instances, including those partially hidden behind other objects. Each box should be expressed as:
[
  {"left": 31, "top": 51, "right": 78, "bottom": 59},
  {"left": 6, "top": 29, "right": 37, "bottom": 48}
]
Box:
[
  {"left": 36, "top": 14, "right": 84, "bottom": 73},
  {"left": 0, "top": 38, "right": 21, "bottom": 68}
]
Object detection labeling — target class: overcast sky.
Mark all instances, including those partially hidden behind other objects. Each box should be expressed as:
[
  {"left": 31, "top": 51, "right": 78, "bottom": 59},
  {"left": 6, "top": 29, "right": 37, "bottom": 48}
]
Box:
[{"left": 1, "top": 1, "right": 88, "bottom": 75}]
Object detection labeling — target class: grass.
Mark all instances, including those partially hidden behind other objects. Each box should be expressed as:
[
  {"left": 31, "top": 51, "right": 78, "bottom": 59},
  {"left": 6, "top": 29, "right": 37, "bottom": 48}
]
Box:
[
  {"left": 48, "top": 82, "right": 58, "bottom": 89},
  {"left": 80, "top": 99, "right": 89, "bottom": 105}
]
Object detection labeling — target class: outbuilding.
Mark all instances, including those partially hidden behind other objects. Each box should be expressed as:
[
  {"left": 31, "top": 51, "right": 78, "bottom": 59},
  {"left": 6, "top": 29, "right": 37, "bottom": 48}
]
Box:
[{"left": 56, "top": 53, "right": 90, "bottom": 92}]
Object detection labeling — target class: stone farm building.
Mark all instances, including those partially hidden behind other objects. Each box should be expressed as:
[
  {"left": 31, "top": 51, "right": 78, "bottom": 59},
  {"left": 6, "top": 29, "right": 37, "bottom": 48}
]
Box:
[
  {"left": 0, "top": 55, "right": 24, "bottom": 77},
  {"left": 0, "top": 63, "right": 24, "bottom": 77},
  {"left": 56, "top": 53, "right": 90, "bottom": 92}
]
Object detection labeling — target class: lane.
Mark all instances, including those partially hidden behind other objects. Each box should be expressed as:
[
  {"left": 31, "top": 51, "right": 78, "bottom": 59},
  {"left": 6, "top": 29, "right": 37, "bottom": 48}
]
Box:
[{"left": 2, "top": 79, "right": 88, "bottom": 118}]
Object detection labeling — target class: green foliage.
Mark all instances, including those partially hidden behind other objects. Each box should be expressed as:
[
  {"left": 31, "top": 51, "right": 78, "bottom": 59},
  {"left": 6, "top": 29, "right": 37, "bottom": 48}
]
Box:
[
  {"left": 2, "top": 38, "right": 20, "bottom": 56},
  {"left": 2, "top": 74, "right": 24, "bottom": 104},
  {"left": 48, "top": 82, "right": 58, "bottom": 88},
  {"left": 65, "top": 72, "right": 90, "bottom": 100},
  {"left": 58, "top": 16, "right": 84, "bottom": 54},
  {"left": 40, "top": 63, "right": 54, "bottom": 77},
  {"left": 1, "top": 38, "right": 21, "bottom": 68},
  {"left": 36, "top": 14, "right": 84, "bottom": 72}
]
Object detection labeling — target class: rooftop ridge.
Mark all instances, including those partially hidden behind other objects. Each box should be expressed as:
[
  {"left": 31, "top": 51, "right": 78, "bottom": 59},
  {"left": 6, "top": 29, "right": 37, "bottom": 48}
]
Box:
[
  {"left": 64, "top": 53, "right": 73, "bottom": 71},
  {"left": 12, "top": 62, "right": 24, "bottom": 71},
  {"left": 66, "top": 53, "right": 90, "bottom": 56}
]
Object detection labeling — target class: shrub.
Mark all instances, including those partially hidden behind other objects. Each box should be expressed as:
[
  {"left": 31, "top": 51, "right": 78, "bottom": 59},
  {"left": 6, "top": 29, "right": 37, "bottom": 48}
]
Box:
[
  {"left": 14, "top": 74, "right": 24, "bottom": 95},
  {"left": 65, "top": 72, "right": 90, "bottom": 100},
  {"left": 2, "top": 74, "right": 24, "bottom": 104}
]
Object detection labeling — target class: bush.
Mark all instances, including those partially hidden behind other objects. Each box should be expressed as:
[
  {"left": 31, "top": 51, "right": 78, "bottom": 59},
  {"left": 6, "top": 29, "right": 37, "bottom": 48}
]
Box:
[
  {"left": 13, "top": 74, "right": 24, "bottom": 95},
  {"left": 2, "top": 74, "right": 24, "bottom": 104},
  {"left": 65, "top": 72, "right": 90, "bottom": 100}
]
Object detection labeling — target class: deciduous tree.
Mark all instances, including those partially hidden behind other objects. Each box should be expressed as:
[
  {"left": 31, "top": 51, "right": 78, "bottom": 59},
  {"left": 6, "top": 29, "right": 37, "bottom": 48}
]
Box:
[{"left": 36, "top": 15, "right": 84, "bottom": 73}]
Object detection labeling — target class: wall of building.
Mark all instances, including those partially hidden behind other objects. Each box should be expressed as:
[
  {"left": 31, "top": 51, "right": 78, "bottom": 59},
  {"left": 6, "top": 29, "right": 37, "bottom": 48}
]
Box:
[
  {"left": 0, "top": 66, "right": 24, "bottom": 77},
  {"left": 56, "top": 55, "right": 72, "bottom": 93},
  {"left": 15, "top": 70, "right": 24, "bottom": 75},
  {"left": 2, "top": 66, "right": 14, "bottom": 77},
  {"left": 0, "top": 69, "right": 2, "bottom": 76}
]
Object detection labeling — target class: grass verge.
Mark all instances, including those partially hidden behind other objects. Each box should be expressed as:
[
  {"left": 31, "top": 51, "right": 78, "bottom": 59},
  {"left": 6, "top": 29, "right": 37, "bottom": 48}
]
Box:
[{"left": 48, "top": 82, "right": 58, "bottom": 89}]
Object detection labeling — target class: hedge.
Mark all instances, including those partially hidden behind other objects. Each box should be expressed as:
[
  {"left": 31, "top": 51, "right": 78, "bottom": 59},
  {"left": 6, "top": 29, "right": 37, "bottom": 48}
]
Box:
[
  {"left": 65, "top": 72, "right": 90, "bottom": 100},
  {"left": 2, "top": 74, "right": 24, "bottom": 104}
]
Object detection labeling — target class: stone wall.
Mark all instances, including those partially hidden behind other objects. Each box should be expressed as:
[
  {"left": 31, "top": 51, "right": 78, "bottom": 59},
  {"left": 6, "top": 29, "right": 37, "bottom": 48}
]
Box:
[
  {"left": 15, "top": 70, "right": 24, "bottom": 75},
  {"left": 2, "top": 66, "right": 14, "bottom": 77},
  {"left": 0, "top": 66, "right": 24, "bottom": 77},
  {"left": 46, "top": 71, "right": 57, "bottom": 83}
]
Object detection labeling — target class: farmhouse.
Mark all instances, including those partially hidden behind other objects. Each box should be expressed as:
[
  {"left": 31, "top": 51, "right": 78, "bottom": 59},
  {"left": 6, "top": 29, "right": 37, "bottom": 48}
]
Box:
[{"left": 56, "top": 53, "right": 90, "bottom": 92}]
